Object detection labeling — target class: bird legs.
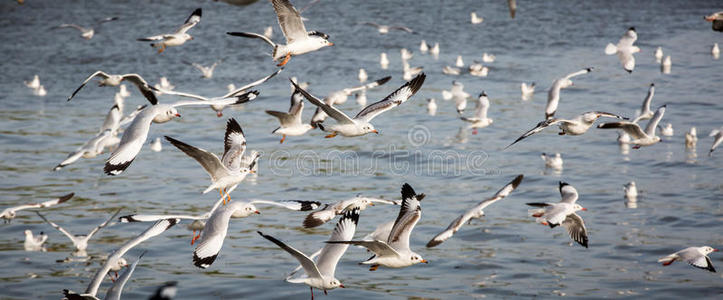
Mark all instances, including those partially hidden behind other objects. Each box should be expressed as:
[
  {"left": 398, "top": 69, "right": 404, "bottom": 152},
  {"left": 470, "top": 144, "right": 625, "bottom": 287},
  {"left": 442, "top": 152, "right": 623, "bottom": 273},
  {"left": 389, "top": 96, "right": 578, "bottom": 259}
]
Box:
[
  {"left": 190, "top": 229, "right": 201, "bottom": 245},
  {"left": 310, "top": 286, "right": 314, "bottom": 300},
  {"left": 219, "top": 188, "right": 231, "bottom": 205},
  {"left": 280, "top": 134, "right": 286, "bottom": 144},
  {"left": 369, "top": 264, "right": 380, "bottom": 271},
  {"left": 277, "top": 53, "right": 292, "bottom": 67},
  {"left": 325, "top": 132, "right": 338, "bottom": 138},
  {"left": 157, "top": 44, "right": 166, "bottom": 54}
]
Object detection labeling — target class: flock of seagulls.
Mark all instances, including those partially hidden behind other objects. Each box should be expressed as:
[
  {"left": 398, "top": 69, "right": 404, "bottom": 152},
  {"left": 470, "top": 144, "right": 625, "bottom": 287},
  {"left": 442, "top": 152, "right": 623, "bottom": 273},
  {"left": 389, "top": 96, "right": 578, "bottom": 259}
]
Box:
[{"left": 8, "top": 0, "right": 722, "bottom": 299}]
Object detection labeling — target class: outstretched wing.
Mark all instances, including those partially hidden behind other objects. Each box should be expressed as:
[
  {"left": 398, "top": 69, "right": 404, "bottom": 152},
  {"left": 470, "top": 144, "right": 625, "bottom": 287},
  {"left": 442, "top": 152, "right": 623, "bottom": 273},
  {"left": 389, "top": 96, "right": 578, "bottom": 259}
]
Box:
[
  {"left": 291, "top": 79, "right": 354, "bottom": 124},
  {"left": 316, "top": 208, "right": 359, "bottom": 277},
  {"left": 249, "top": 199, "right": 321, "bottom": 211},
  {"left": 165, "top": 136, "right": 228, "bottom": 181},
  {"left": 68, "top": 71, "right": 110, "bottom": 101},
  {"left": 258, "top": 231, "right": 323, "bottom": 279},
  {"left": 271, "top": 0, "right": 307, "bottom": 43},
  {"left": 176, "top": 8, "right": 202, "bottom": 34},
  {"left": 562, "top": 213, "right": 588, "bottom": 248},
  {"left": 354, "top": 73, "right": 425, "bottom": 122},
  {"left": 505, "top": 119, "right": 561, "bottom": 149}
]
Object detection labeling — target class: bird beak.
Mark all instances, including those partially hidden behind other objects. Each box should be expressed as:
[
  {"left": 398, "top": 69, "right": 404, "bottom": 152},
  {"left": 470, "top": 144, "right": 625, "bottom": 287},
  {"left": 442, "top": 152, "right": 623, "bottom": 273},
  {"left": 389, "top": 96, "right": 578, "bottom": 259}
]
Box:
[
  {"left": 581, "top": 207, "right": 588, "bottom": 211},
  {"left": 250, "top": 170, "right": 256, "bottom": 174},
  {"left": 714, "top": 249, "right": 719, "bottom": 252},
  {"left": 175, "top": 113, "right": 181, "bottom": 117},
  {"left": 705, "top": 16, "right": 715, "bottom": 21},
  {"left": 372, "top": 129, "right": 379, "bottom": 134},
  {"left": 190, "top": 36, "right": 194, "bottom": 40},
  {"left": 254, "top": 211, "right": 260, "bottom": 214},
  {"left": 421, "top": 259, "right": 429, "bottom": 264},
  {"left": 339, "top": 284, "right": 345, "bottom": 288},
  {"left": 329, "top": 42, "right": 334, "bottom": 46},
  {"left": 216, "top": 111, "right": 223, "bottom": 117}
]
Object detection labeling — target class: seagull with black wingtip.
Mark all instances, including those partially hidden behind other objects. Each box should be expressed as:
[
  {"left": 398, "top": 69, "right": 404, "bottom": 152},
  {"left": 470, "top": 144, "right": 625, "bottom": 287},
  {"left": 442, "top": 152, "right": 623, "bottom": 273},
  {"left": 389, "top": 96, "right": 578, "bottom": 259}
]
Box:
[
  {"left": 138, "top": 8, "right": 202, "bottom": 53},
  {"left": 526, "top": 182, "right": 588, "bottom": 248}
]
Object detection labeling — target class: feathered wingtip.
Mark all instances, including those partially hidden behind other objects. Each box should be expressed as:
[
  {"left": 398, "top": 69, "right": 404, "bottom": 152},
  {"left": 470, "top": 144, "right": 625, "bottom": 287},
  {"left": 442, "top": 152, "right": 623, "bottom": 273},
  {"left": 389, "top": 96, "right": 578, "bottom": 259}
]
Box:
[
  {"left": 558, "top": 181, "right": 570, "bottom": 193},
  {"left": 510, "top": 174, "right": 524, "bottom": 189},
  {"left": 405, "top": 73, "right": 426, "bottom": 95},
  {"left": 57, "top": 193, "right": 74, "bottom": 203},
  {"left": 401, "top": 183, "right": 424, "bottom": 201},
  {"left": 226, "top": 118, "right": 244, "bottom": 136},
  {"left": 340, "top": 208, "right": 360, "bottom": 226}
]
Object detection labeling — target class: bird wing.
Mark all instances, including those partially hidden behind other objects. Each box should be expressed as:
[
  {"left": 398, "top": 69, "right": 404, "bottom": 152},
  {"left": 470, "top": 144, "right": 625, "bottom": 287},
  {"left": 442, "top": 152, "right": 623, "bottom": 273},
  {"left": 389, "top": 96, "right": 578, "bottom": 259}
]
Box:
[
  {"left": 99, "top": 104, "right": 122, "bottom": 133},
  {"left": 221, "top": 118, "right": 246, "bottom": 171},
  {"left": 119, "top": 214, "right": 205, "bottom": 222},
  {"left": 303, "top": 205, "right": 337, "bottom": 228},
  {"left": 104, "top": 252, "right": 143, "bottom": 300},
  {"left": 104, "top": 108, "right": 156, "bottom": 176},
  {"left": 644, "top": 105, "right": 666, "bottom": 137},
  {"left": 175, "top": 8, "right": 202, "bottom": 34},
  {"left": 85, "top": 219, "right": 178, "bottom": 296},
  {"left": 86, "top": 209, "right": 122, "bottom": 239},
  {"left": 154, "top": 89, "right": 208, "bottom": 101},
  {"left": 68, "top": 71, "right": 110, "bottom": 101},
  {"left": 505, "top": 119, "right": 561, "bottom": 149},
  {"left": 562, "top": 213, "right": 588, "bottom": 248},
  {"left": 39, "top": 193, "right": 74, "bottom": 208},
  {"left": 618, "top": 28, "right": 637, "bottom": 48},
  {"left": 164, "top": 136, "right": 228, "bottom": 182},
  {"left": 363, "top": 22, "right": 382, "bottom": 28},
  {"left": 271, "top": 0, "right": 307, "bottom": 43},
  {"left": 291, "top": 79, "right": 354, "bottom": 124},
  {"left": 426, "top": 212, "right": 472, "bottom": 248},
  {"left": 326, "top": 240, "right": 400, "bottom": 256},
  {"left": 249, "top": 199, "right": 321, "bottom": 211},
  {"left": 354, "top": 73, "right": 426, "bottom": 122},
  {"left": 390, "top": 26, "right": 414, "bottom": 33},
  {"left": 258, "top": 231, "right": 323, "bottom": 279},
  {"left": 617, "top": 50, "right": 635, "bottom": 73},
  {"left": 388, "top": 183, "right": 423, "bottom": 252},
  {"left": 35, "top": 211, "right": 77, "bottom": 242},
  {"left": 120, "top": 74, "right": 158, "bottom": 105},
  {"left": 686, "top": 255, "right": 716, "bottom": 272},
  {"left": 342, "top": 76, "right": 392, "bottom": 94},
  {"left": 316, "top": 208, "right": 359, "bottom": 277},
  {"left": 558, "top": 182, "right": 579, "bottom": 204},
  {"left": 222, "top": 69, "right": 282, "bottom": 98},
  {"left": 226, "top": 31, "right": 276, "bottom": 47},
  {"left": 564, "top": 67, "right": 593, "bottom": 80},
  {"left": 170, "top": 91, "right": 259, "bottom": 108},
  {"left": 266, "top": 110, "right": 296, "bottom": 127},
  {"left": 193, "top": 204, "right": 236, "bottom": 268}
]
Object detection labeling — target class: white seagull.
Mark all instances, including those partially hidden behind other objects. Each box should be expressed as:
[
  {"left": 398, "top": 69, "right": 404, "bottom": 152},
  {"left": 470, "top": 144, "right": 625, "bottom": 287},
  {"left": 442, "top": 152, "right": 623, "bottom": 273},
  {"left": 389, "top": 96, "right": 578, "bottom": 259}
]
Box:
[
  {"left": 103, "top": 253, "right": 143, "bottom": 300},
  {"left": 138, "top": 8, "right": 202, "bottom": 53},
  {"left": 24, "top": 75, "right": 40, "bottom": 90},
  {"left": 326, "top": 183, "right": 428, "bottom": 270},
  {"left": 507, "top": 111, "right": 625, "bottom": 148},
  {"left": 442, "top": 81, "right": 470, "bottom": 114},
  {"left": 658, "top": 246, "right": 718, "bottom": 272},
  {"left": 460, "top": 92, "right": 493, "bottom": 134},
  {"left": 713, "top": 43, "right": 720, "bottom": 59},
  {"left": 521, "top": 82, "right": 535, "bottom": 100},
  {"left": 541, "top": 153, "right": 563, "bottom": 170},
  {"left": 419, "top": 40, "right": 429, "bottom": 54},
  {"left": 545, "top": 67, "right": 593, "bottom": 119},
  {"left": 442, "top": 66, "right": 462, "bottom": 76},
  {"left": 654, "top": 47, "right": 663, "bottom": 63},
  {"left": 624, "top": 181, "right": 638, "bottom": 199},
  {"left": 526, "top": 182, "right": 588, "bottom": 248},
  {"left": 227, "top": 0, "right": 333, "bottom": 66},
  {"left": 470, "top": 12, "right": 484, "bottom": 24},
  {"left": 294, "top": 73, "right": 426, "bottom": 138},
  {"left": 597, "top": 105, "right": 666, "bottom": 149},
  {"left": 54, "top": 103, "right": 123, "bottom": 171},
  {"left": 164, "top": 118, "right": 255, "bottom": 203},
  {"left": 358, "top": 68, "right": 368, "bottom": 82},
  {"left": 661, "top": 55, "right": 672, "bottom": 74},
  {"left": 363, "top": 22, "right": 413, "bottom": 34},
  {"left": 53, "top": 17, "right": 118, "bottom": 40},
  {"left": 605, "top": 27, "right": 640, "bottom": 73},
  {"left": 468, "top": 62, "right": 489, "bottom": 77},
  {"left": 154, "top": 69, "right": 280, "bottom": 117},
  {"left": 266, "top": 89, "right": 314, "bottom": 143},
  {"left": 67, "top": 71, "right": 158, "bottom": 104},
  {"left": 402, "top": 61, "right": 423, "bottom": 80},
  {"left": 632, "top": 83, "right": 655, "bottom": 123},
  {"left": 35, "top": 209, "right": 121, "bottom": 255},
  {"left": 430, "top": 42, "right": 440, "bottom": 58},
  {"left": 482, "top": 53, "right": 496, "bottom": 63},
  {"left": 258, "top": 208, "right": 359, "bottom": 299},
  {"left": 1, "top": 193, "right": 73, "bottom": 223},
  {"left": 103, "top": 91, "right": 258, "bottom": 175},
  {"left": 427, "top": 98, "right": 437, "bottom": 116},
  {"left": 426, "top": 175, "right": 523, "bottom": 248},
  {"left": 324, "top": 76, "right": 392, "bottom": 105},
  {"left": 192, "top": 199, "right": 319, "bottom": 268},
  {"left": 401, "top": 48, "right": 414, "bottom": 61},
  {"left": 685, "top": 127, "right": 698, "bottom": 149},
  {"left": 660, "top": 123, "right": 674, "bottom": 137},
  {"left": 24, "top": 230, "right": 48, "bottom": 251},
  {"left": 82, "top": 219, "right": 178, "bottom": 297},
  {"left": 380, "top": 52, "right": 389, "bottom": 69},
  {"left": 709, "top": 127, "right": 723, "bottom": 155},
  {"left": 183, "top": 59, "right": 222, "bottom": 79},
  {"left": 303, "top": 196, "right": 397, "bottom": 228},
  {"left": 150, "top": 137, "right": 162, "bottom": 152},
  {"left": 704, "top": 11, "right": 723, "bottom": 32}
]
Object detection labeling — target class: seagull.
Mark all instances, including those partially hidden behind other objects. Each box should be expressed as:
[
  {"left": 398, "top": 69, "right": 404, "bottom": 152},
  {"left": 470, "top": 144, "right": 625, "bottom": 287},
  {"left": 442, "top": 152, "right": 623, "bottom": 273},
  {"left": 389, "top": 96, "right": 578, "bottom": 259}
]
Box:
[
  {"left": 506, "top": 111, "right": 625, "bottom": 149},
  {"left": 482, "top": 53, "right": 496, "bottom": 63},
  {"left": 661, "top": 55, "right": 672, "bottom": 74},
  {"left": 150, "top": 137, "right": 162, "bottom": 152},
  {"left": 363, "top": 22, "right": 413, "bottom": 34},
  {"left": 358, "top": 68, "right": 368, "bottom": 82},
  {"left": 165, "top": 118, "right": 255, "bottom": 204},
  {"left": 401, "top": 48, "right": 414, "bottom": 61},
  {"left": 35, "top": 209, "right": 121, "bottom": 255},
  {"left": 541, "top": 153, "right": 563, "bottom": 170},
  {"left": 685, "top": 127, "right": 698, "bottom": 149},
  {"left": 103, "top": 92, "right": 258, "bottom": 175},
  {"left": 380, "top": 52, "right": 389, "bottom": 69},
  {"left": 324, "top": 76, "right": 392, "bottom": 105},
  {"left": 67, "top": 71, "right": 158, "bottom": 104},
  {"left": 34, "top": 85, "right": 47, "bottom": 96},
  {"left": 430, "top": 42, "right": 440, "bottom": 58},
  {"left": 470, "top": 12, "right": 483, "bottom": 24},
  {"left": 442, "top": 81, "right": 470, "bottom": 114},
  {"left": 153, "top": 77, "right": 175, "bottom": 95},
  {"left": 659, "top": 246, "right": 718, "bottom": 272},
  {"left": 361, "top": 221, "right": 395, "bottom": 244},
  {"left": 419, "top": 40, "right": 428, "bottom": 54},
  {"left": 149, "top": 281, "right": 178, "bottom": 300},
  {"left": 704, "top": 11, "right": 723, "bottom": 32},
  {"left": 402, "top": 61, "right": 423, "bottom": 80},
  {"left": 303, "top": 196, "right": 397, "bottom": 228},
  {"left": 227, "top": 0, "right": 333, "bottom": 67},
  {"left": 294, "top": 73, "right": 426, "bottom": 138},
  {"left": 54, "top": 103, "right": 123, "bottom": 171},
  {"left": 460, "top": 92, "right": 493, "bottom": 134},
  {"left": 545, "top": 67, "right": 593, "bottom": 119},
  {"left": 624, "top": 181, "right": 638, "bottom": 200},
  {"left": 713, "top": 43, "right": 720, "bottom": 59},
  {"left": 709, "top": 127, "right": 723, "bottom": 155},
  {"left": 526, "top": 182, "right": 588, "bottom": 248},
  {"left": 266, "top": 89, "right": 314, "bottom": 144},
  {"left": 521, "top": 82, "right": 535, "bottom": 100},
  {"left": 660, "top": 123, "right": 674, "bottom": 136},
  {"left": 1, "top": 193, "right": 73, "bottom": 223},
  {"left": 118, "top": 84, "right": 131, "bottom": 98},
  {"left": 64, "top": 253, "right": 138, "bottom": 300},
  {"left": 24, "top": 75, "right": 40, "bottom": 90},
  {"left": 326, "top": 183, "right": 428, "bottom": 270},
  {"left": 183, "top": 59, "right": 222, "bottom": 79},
  {"left": 82, "top": 219, "right": 178, "bottom": 297},
  {"left": 192, "top": 199, "right": 319, "bottom": 268},
  {"left": 442, "top": 66, "right": 462, "bottom": 75},
  {"left": 24, "top": 230, "right": 48, "bottom": 251},
  {"left": 426, "top": 175, "right": 523, "bottom": 248},
  {"left": 605, "top": 27, "right": 640, "bottom": 73},
  {"left": 154, "top": 69, "right": 280, "bottom": 117},
  {"left": 137, "top": 8, "right": 201, "bottom": 53},
  {"left": 597, "top": 105, "right": 666, "bottom": 149},
  {"left": 258, "top": 208, "right": 359, "bottom": 299},
  {"left": 355, "top": 91, "right": 367, "bottom": 106},
  {"left": 632, "top": 83, "right": 655, "bottom": 123},
  {"left": 654, "top": 47, "right": 663, "bottom": 63},
  {"left": 508, "top": 0, "right": 517, "bottom": 18},
  {"left": 53, "top": 17, "right": 118, "bottom": 40},
  {"left": 427, "top": 98, "right": 437, "bottom": 116},
  {"left": 468, "top": 62, "right": 489, "bottom": 77}
]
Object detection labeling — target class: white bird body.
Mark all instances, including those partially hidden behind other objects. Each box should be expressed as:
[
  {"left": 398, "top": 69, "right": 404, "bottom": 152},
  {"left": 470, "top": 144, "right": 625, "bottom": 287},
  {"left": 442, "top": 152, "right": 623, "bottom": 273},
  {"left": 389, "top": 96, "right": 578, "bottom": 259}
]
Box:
[
  {"left": 442, "top": 81, "right": 470, "bottom": 114},
  {"left": 541, "top": 153, "right": 563, "bottom": 170},
  {"left": 713, "top": 43, "right": 720, "bottom": 59},
  {"left": 521, "top": 82, "right": 535, "bottom": 100},
  {"left": 658, "top": 246, "right": 718, "bottom": 272},
  {"left": 455, "top": 56, "right": 464, "bottom": 67},
  {"left": 419, "top": 40, "right": 428, "bottom": 53},
  {"left": 624, "top": 181, "right": 638, "bottom": 199},
  {"left": 24, "top": 230, "right": 48, "bottom": 251},
  {"left": 632, "top": 83, "right": 655, "bottom": 123},
  {"left": 358, "top": 68, "right": 368, "bottom": 83},
  {"left": 380, "top": 52, "right": 389, "bottom": 69},
  {"left": 468, "top": 63, "right": 488, "bottom": 77},
  {"left": 685, "top": 127, "right": 698, "bottom": 148},
  {"left": 482, "top": 53, "right": 495, "bottom": 63},
  {"left": 25, "top": 75, "right": 40, "bottom": 89},
  {"left": 661, "top": 56, "right": 672, "bottom": 74},
  {"left": 138, "top": 8, "right": 201, "bottom": 53},
  {"left": 427, "top": 98, "right": 437, "bottom": 116},
  {"left": 430, "top": 43, "right": 440, "bottom": 57},
  {"left": 661, "top": 123, "right": 674, "bottom": 136},
  {"left": 598, "top": 105, "right": 666, "bottom": 148},
  {"left": 470, "top": 12, "right": 483, "bottom": 24},
  {"left": 654, "top": 47, "right": 663, "bottom": 63},
  {"left": 526, "top": 182, "right": 588, "bottom": 248}
]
